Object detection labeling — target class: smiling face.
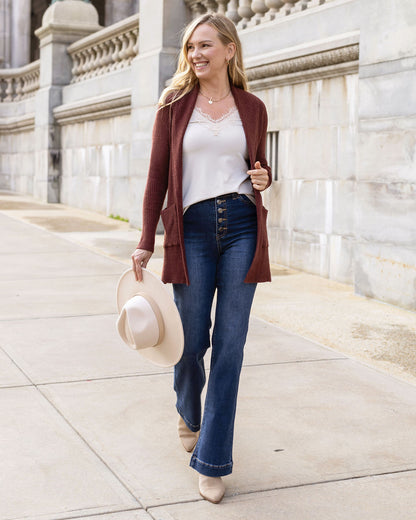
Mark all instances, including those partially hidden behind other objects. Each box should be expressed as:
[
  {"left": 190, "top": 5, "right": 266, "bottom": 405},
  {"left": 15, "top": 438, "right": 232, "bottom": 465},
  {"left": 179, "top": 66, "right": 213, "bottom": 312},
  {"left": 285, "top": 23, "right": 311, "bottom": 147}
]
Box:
[{"left": 186, "top": 23, "right": 235, "bottom": 83}]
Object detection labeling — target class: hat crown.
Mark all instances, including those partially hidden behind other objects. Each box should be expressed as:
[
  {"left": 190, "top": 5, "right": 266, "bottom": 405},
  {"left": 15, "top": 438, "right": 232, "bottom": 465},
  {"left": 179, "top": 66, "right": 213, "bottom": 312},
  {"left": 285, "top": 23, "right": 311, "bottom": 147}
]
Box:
[{"left": 117, "top": 294, "right": 164, "bottom": 351}]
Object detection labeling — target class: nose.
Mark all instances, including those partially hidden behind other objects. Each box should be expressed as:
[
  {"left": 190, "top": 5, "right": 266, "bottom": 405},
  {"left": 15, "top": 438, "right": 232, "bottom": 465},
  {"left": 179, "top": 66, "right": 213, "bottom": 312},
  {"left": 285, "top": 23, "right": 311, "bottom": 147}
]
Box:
[{"left": 191, "top": 47, "right": 201, "bottom": 60}]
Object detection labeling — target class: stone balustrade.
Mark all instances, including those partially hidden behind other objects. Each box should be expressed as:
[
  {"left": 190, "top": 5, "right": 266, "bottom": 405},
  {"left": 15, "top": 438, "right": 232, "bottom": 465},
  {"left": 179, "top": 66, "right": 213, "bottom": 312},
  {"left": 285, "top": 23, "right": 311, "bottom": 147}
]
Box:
[
  {"left": 0, "top": 61, "right": 40, "bottom": 103},
  {"left": 185, "top": 0, "right": 331, "bottom": 27},
  {"left": 67, "top": 13, "right": 139, "bottom": 83}
]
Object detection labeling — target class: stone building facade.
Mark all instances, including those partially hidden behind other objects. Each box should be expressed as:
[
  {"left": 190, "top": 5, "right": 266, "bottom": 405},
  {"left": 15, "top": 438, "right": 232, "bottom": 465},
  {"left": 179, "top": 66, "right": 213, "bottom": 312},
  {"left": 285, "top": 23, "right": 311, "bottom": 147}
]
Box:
[
  {"left": 0, "top": 0, "right": 139, "bottom": 67},
  {"left": 0, "top": 0, "right": 415, "bottom": 311}
]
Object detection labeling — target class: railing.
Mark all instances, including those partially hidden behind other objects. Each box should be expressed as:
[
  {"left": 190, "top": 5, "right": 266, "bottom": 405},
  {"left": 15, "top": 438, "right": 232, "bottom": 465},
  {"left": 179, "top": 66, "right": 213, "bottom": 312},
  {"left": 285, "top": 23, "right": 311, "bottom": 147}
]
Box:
[
  {"left": 67, "top": 13, "right": 139, "bottom": 83},
  {"left": 185, "top": 0, "right": 332, "bottom": 28},
  {"left": 0, "top": 61, "right": 40, "bottom": 103}
]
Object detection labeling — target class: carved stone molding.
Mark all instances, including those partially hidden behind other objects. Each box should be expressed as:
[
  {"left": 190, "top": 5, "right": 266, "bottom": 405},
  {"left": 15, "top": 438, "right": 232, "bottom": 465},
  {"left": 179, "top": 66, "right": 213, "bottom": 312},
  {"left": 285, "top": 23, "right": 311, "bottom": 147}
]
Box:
[
  {"left": 53, "top": 89, "right": 131, "bottom": 125},
  {"left": 246, "top": 43, "right": 359, "bottom": 86},
  {"left": 0, "top": 114, "right": 35, "bottom": 134}
]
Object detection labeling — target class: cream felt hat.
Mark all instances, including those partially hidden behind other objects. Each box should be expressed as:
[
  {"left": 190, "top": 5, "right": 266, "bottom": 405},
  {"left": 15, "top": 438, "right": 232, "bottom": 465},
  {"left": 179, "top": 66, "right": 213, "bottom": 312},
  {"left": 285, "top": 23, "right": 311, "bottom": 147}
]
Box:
[{"left": 116, "top": 268, "right": 184, "bottom": 367}]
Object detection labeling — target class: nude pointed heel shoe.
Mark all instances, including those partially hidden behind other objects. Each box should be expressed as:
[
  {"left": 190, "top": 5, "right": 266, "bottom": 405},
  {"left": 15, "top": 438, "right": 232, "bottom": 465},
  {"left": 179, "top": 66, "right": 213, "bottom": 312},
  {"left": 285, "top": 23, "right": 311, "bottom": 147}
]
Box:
[
  {"left": 199, "top": 475, "right": 225, "bottom": 504},
  {"left": 177, "top": 416, "right": 199, "bottom": 452}
]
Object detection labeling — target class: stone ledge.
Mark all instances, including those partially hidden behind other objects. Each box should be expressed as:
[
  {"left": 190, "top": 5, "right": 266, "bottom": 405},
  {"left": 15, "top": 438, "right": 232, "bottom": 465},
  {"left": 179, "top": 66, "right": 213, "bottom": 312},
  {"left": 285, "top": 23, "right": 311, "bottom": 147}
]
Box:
[
  {"left": 0, "top": 113, "right": 35, "bottom": 134},
  {"left": 247, "top": 44, "right": 359, "bottom": 89},
  {"left": 54, "top": 89, "right": 131, "bottom": 125},
  {"left": 249, "top": 60, "right": 358, "bottom": 90}
]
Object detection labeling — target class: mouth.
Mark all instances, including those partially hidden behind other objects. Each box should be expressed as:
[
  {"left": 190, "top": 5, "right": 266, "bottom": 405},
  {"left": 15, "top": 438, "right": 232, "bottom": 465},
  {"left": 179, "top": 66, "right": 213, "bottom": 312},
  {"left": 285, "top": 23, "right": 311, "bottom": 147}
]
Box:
[{"left": 194, "top": 61, "right": 209, "bottom": 71}]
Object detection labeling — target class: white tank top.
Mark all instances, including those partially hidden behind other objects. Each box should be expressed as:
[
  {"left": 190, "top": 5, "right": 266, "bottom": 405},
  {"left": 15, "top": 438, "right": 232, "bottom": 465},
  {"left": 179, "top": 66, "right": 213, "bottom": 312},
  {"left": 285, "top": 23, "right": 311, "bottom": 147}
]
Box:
[{"left": 182, "top": 106, "right": 254, "bottom": 210}]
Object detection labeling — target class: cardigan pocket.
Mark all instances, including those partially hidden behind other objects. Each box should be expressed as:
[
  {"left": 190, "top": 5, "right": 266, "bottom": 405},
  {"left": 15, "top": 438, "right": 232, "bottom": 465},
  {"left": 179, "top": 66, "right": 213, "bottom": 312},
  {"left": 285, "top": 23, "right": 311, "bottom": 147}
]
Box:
[{"left": 161, "top": 204, "right": 180, "bottom": 247}]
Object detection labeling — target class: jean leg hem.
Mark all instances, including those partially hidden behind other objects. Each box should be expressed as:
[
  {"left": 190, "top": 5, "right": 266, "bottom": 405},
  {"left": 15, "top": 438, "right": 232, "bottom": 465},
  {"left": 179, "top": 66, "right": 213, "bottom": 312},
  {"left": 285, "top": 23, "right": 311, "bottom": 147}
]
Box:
[
  {"left": 190, "top": 454, "right": 233, "bottom": 477},
  {"left": 176, "top": 405, "right": 200, "bottom": 433}
]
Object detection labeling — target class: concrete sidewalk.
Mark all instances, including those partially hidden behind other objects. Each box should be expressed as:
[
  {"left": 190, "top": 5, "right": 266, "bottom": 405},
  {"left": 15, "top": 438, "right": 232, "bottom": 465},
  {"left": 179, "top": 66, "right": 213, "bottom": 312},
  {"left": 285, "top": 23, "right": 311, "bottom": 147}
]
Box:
[{"left": 1, "top": 191, "right": 416, "bottom": 520}]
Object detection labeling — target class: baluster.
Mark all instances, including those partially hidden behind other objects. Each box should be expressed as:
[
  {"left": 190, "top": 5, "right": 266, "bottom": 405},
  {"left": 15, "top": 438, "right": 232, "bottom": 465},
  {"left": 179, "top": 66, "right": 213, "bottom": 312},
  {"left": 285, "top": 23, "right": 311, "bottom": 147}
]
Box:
[
  {"left": 14, "top": 77, "right": 23, "bottom": 101},
  {"left": 226, "top": 0, "right": 242, "bottom": 23},
  {"left": 250, "top": 0, "right": 269, "bottom": 24},
  {"left": 79, "top": 50, "right": 89, "bottom": 81},
  {"left": 21, "top": 74, "right": 29, "bottom": 99},
  {"left": 118, "top": 33, "right": 130, "bottom": 65},
  {"left": 32, "top": 71, "right": 40, "bottom": 95},
  {"left": 102, "top": 40, "right": 114, "bottom": 73},
  {"left": 125, "top": 30, "right": 137, "bottom": 65},
  {"left": 187, "top": 0, "right": 206, "bottom": 17},
  {"left": 4, "top": 78, "right": 14, "bottom": 101},
  {"left": 85, "top": 47, "right": 96, "bottom": 78},
  {"left": 282, "top": 0, "right": 298, "bottom": 14},
  {"left": 238, "top": 1, "right": 255, "bottom": 29},
  {"left": 216, "top": 0, "right": 229, "bottom": 15},
  {"left": 201, "top": 0, "right": 218, "bottom": 12},
  {"left": 70, "top": 52, "right": 80, "bottom": 82},
  {"left": 111, "top": 36, "right": 123, "bottom": 71},
  {"left": 291, "top": 0, "right": 309, "bottom": 11},
  {"left": 90, "top": 44, "right": 102, "bottom": 76},
  {"left": 132, "top": 28, "right": 139, "bottom": 56},
  {"left": 24, "top": 75, "right": 31, "bottom": 99},
  {"left": 264, "top": 0, "right": 284, "bottom": 20}
]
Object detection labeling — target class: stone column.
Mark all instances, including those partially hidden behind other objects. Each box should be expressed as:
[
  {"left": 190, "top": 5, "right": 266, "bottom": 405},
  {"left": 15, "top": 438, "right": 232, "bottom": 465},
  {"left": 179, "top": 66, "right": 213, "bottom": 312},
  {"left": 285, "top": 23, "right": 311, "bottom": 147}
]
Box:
[
  {"left": 10, "top": 0, "right": 31, "bottom": 67},
  {"left": 128, "top": 0, "right": 190, "bottom": 227},
  {"left": 105, "top": 0, "right": 138, "bottom": 25},
  {"left": 34, "top": 0, "right": 100, "bottom": 202},
  {"left": 0, "top": 0, "right": 11, "bottom": 68},
  {"left": 355, "top": 0, "right": 416, "bottom": 310}
]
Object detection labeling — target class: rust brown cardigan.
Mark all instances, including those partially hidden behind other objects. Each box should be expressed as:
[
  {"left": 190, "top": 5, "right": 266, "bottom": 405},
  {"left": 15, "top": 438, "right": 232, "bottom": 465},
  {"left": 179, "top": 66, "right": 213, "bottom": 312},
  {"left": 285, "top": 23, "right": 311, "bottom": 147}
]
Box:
[{"left": 137, "top": 83, "right": 272, "bottom": 285}]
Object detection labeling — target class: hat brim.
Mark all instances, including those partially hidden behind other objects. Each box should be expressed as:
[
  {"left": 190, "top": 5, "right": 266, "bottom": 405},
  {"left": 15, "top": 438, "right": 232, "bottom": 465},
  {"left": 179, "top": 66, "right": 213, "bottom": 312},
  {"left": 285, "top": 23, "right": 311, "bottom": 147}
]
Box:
[{"left": 116, "top": 269, "right": 184, "bottom": 367}]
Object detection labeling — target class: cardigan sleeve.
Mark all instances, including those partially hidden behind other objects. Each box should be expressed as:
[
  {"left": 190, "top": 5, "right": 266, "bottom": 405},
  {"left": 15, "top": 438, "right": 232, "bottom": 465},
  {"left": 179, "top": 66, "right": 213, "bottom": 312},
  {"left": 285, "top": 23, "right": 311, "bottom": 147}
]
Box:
[{"left": 137, "top": 104, "right": 171, "bottom": 252}]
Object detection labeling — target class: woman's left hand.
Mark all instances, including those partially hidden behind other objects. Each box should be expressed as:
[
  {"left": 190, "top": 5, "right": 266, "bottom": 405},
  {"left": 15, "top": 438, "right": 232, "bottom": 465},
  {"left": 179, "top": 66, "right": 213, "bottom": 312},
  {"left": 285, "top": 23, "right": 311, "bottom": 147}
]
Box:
[{"left": 247, "top": 161, "right": 269, "bottom": 191}]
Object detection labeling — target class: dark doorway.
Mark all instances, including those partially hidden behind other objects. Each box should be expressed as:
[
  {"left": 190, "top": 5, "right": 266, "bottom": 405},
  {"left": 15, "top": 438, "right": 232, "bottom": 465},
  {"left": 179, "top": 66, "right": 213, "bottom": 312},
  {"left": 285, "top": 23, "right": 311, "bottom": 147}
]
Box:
[{"left": 30, "top": 0, "right": 49, "bottom": 62}]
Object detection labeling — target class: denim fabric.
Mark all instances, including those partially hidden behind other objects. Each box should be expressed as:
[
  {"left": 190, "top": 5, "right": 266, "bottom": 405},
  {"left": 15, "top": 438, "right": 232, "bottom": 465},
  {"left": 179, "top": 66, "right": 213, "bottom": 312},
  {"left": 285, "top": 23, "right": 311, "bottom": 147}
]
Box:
[{"left": 173, "top": 193, "right": 257, "bottom": 477}]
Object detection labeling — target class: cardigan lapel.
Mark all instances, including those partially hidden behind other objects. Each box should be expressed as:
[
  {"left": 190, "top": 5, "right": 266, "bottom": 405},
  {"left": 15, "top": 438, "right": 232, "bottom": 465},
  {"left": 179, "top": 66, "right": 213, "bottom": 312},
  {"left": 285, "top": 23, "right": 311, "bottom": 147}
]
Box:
[
  {"left": 171, "top": 86, "right": 200, "bottom": 212},
  {"left": 232, "top": 85, "right": 255, "bottom": 169}
]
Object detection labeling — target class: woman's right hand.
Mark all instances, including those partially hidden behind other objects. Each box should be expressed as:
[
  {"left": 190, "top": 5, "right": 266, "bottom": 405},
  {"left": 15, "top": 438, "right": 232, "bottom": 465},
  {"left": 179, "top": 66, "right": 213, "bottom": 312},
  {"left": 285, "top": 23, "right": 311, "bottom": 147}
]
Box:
[{"left": 131, "top": 248, "right": 153, "bottom": 282}]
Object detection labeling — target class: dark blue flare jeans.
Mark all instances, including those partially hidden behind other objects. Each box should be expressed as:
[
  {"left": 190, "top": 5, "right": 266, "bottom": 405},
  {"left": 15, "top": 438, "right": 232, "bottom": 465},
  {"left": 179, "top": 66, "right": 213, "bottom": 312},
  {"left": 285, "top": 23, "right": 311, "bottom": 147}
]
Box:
[{"left": 173, "top": 193, "right": 257, "bottom": 477}]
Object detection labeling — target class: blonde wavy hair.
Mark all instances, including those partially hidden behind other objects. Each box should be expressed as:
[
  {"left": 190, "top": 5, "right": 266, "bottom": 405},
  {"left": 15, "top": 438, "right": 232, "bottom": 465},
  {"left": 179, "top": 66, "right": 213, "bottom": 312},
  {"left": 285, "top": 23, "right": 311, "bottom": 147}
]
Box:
[{"left": 159, "top": 13, "right": 248, "bottom": 108}]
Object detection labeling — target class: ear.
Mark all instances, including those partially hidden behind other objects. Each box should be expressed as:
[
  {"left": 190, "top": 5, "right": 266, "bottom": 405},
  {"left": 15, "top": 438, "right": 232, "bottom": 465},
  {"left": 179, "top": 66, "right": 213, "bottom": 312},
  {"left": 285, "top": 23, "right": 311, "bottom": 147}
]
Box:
[{"left": 227, "top": 42, "right": 236, "bottom": 61}]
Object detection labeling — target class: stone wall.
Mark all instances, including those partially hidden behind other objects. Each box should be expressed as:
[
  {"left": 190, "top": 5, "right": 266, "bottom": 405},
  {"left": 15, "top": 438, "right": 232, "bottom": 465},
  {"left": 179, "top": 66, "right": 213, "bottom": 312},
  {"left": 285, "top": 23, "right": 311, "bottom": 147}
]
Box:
[
  {"left": 354, "top": 0, "right": 416, "bottom": 309},
  {"left": 59, "top": 111, "right": 131, "bottom": 217},
  {"left": 0, "top": 92, "right": 36, "bottom": 192},
  {"left": 260, "top": 73, "right": 358, "bottom": 284}
]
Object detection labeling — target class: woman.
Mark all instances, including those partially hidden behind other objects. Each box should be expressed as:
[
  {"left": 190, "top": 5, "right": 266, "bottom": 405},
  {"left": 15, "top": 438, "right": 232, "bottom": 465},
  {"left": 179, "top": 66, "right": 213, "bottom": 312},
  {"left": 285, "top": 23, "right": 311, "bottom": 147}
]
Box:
[{"left": 132, "top": 13, "right": 271, "bottom": 504}]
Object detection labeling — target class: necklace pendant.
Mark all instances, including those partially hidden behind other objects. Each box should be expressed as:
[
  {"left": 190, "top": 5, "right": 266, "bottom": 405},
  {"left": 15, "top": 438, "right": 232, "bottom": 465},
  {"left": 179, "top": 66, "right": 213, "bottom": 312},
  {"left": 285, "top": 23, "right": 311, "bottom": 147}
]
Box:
[{"left": 208, "top": 98, "right": 213, "bottom": 105}]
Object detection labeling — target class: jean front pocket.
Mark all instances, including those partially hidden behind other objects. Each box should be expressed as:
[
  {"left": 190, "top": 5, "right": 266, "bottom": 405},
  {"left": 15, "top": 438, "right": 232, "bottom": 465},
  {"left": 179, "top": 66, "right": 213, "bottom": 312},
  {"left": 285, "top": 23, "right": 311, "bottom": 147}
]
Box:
[{"left": 236, "top": 194, "right": 256, "bottom": 207}]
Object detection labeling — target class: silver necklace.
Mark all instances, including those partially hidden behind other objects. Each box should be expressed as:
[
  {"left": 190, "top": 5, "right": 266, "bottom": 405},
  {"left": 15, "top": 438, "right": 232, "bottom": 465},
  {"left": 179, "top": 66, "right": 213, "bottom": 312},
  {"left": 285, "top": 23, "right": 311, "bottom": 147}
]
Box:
[{"left": 199, "top": 89, "right": 231, "bottom": 105}]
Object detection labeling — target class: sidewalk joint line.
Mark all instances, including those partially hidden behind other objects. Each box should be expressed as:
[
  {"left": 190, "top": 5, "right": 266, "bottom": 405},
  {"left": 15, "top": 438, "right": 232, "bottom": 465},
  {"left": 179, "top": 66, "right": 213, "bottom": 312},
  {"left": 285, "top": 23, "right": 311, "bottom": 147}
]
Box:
[
  {"left": 0, "top": 272, "right": 123, "bottom": 283},
  {"left": 226, "top": 467, "right": 416, "bottom": 499},
  {"left": 0, "top": 312, "right": 118, "bottom": 322},
  {"left": 0, "top": 345, "right": 34, "bottom": 386},
  {"left": 36, "top": 371, "right": 173, "bottom": 386},
  {"left": 35, "top": 506, "right": 145, "bottom": 520},
  {"left": 36, "top": 385, "right": 145, "bottom": 508},
  {"left": 242, "top": 357, "right": 348, "bottom": 369}
]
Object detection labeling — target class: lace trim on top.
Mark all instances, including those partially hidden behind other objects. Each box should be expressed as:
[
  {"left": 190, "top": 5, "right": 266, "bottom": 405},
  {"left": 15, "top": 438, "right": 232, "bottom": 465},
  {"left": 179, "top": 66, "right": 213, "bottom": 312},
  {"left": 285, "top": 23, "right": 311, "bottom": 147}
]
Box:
[{"left": 193, "top": 105, "right": 238, "bottom": 123}]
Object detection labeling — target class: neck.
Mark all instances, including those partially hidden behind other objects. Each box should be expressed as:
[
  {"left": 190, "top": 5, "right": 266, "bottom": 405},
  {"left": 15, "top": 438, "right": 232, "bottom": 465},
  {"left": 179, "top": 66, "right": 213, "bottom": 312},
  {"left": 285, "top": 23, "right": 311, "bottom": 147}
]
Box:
[{"left": 199, "top": 76, "right": 231, "bottom": 98}]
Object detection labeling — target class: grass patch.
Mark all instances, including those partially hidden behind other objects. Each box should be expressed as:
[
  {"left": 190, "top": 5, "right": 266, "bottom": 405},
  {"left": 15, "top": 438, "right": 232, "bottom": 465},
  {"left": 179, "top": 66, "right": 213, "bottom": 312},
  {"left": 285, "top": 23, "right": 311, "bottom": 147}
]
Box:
[{"left": 109, "top": 214, "right": 129, "bottom": 223}]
